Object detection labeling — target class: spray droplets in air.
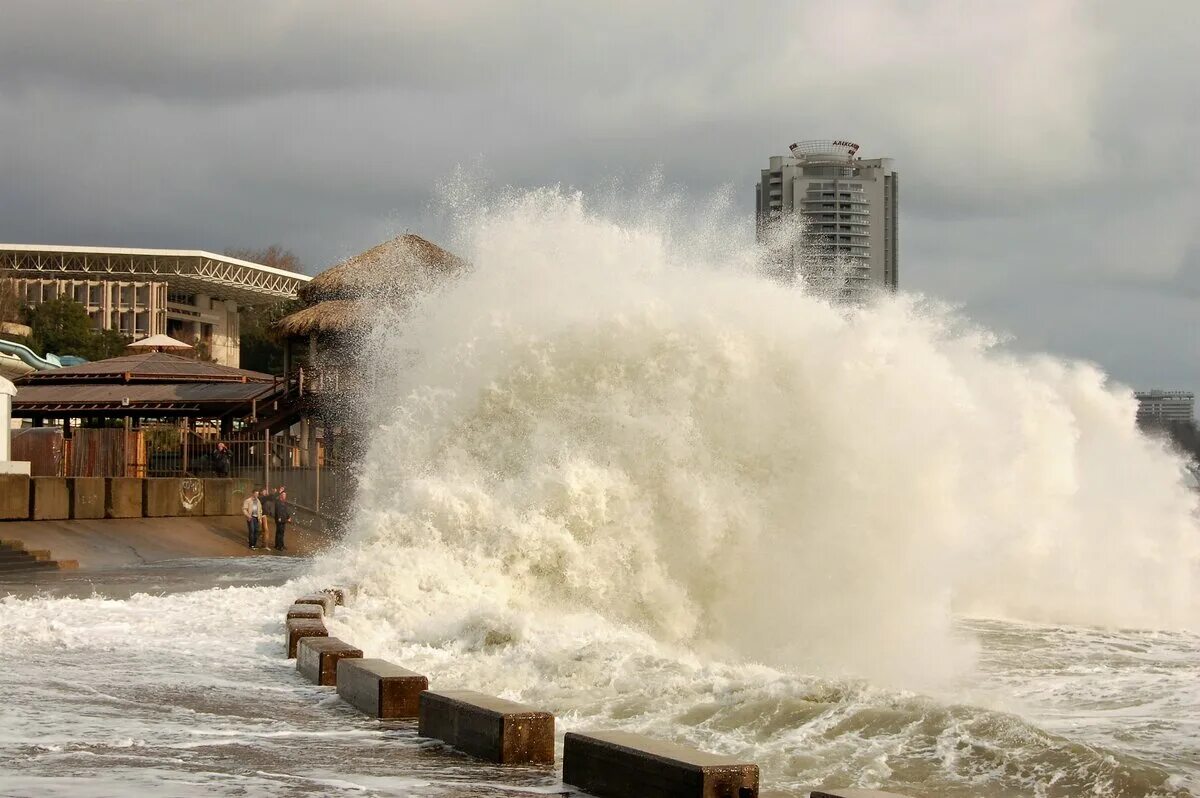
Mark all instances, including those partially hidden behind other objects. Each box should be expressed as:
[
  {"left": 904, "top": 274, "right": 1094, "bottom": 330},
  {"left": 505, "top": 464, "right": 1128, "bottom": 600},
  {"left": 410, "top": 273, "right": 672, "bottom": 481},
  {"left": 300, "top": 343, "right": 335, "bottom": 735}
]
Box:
[{"left": 328, "top": 182, "right": 1200, "bottom": 685}]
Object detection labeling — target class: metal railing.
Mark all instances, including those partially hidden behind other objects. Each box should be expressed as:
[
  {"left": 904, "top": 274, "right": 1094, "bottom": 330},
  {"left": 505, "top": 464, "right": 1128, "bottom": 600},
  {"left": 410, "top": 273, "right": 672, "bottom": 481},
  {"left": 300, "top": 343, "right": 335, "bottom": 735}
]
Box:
[{"left": 11, "top": 422, "right": 356, "bottom": 520}]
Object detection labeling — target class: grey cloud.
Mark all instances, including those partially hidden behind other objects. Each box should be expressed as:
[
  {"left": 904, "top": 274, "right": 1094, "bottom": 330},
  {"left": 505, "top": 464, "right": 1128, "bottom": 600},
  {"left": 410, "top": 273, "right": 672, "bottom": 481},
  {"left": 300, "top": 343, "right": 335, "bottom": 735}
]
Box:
[{"left": 0, "top": 0, "right": 1197, "bottom": 394}]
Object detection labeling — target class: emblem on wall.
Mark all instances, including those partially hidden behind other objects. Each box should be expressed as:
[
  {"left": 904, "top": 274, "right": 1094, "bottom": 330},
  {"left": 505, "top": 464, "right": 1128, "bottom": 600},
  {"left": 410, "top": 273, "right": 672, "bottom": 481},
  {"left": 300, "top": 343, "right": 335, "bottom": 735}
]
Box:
[{"left": 180, "top": 478, "right": 204, "bottom": 511}]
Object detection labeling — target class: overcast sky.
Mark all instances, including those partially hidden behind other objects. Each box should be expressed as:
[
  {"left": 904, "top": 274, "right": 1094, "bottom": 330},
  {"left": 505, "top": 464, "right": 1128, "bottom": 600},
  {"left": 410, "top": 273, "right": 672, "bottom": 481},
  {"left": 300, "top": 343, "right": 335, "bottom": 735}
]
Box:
[{"left": 2, "top": 1, "right": 1197, "bottom": 394}]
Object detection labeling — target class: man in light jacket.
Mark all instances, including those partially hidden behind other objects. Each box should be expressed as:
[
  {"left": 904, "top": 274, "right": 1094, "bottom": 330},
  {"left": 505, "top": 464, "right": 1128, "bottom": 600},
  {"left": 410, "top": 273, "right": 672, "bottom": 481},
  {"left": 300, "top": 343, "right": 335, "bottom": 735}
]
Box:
[{"left": 242, "top": 489, "right": 263, "bottom": 550}]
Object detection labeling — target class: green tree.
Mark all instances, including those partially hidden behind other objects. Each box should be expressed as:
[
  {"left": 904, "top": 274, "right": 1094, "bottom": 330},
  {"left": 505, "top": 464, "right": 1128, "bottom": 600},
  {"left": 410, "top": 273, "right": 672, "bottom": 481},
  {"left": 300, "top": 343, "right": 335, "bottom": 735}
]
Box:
[
  {"left": 91, "top": 327, "right": 132, "bottom": 359},
  {"left": 23, "top": 298, "right": 131, "bottom": 360},
  {"left": 225, "top": 246, "right": 305, "bottom": 375},
  {"left": 187, "top": 336, "right": 218, "bottom": 363},
  {"left": 238, "top": 299, "right": 300, "bottom": 374},
  {"left": 25, "top": 297, "right": 96, "bottom": 357},
  {"left": 226, "top": 246, "right": 303, "bottom": 274},
  {"left": 0, "top": 275, "right": 22, "bottom": 325}
]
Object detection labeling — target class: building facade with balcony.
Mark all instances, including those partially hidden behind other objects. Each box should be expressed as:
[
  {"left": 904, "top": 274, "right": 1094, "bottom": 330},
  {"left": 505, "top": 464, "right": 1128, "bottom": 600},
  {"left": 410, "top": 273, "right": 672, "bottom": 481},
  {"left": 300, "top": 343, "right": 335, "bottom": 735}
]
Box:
[{"left": 756, "top": 140, "right": 898, "bottom": 297}]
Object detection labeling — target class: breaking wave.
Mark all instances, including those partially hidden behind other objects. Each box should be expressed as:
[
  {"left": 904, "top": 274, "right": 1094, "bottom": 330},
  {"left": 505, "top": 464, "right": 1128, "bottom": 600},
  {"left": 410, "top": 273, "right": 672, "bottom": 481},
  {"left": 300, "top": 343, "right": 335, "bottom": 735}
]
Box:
[{"left": 314, "top": 186, "right": 1200, "bottom": 795}]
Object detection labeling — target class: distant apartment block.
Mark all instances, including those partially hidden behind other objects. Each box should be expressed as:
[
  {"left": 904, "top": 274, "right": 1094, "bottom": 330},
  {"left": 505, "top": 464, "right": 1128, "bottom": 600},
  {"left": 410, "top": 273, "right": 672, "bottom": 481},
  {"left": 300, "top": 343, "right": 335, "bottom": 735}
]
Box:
[
  {"left": 1135, "top": 390, "right": 1195, "bottom": 424},
  {"left": 756, "top": 140, "right": 897, "bottom": 297}
]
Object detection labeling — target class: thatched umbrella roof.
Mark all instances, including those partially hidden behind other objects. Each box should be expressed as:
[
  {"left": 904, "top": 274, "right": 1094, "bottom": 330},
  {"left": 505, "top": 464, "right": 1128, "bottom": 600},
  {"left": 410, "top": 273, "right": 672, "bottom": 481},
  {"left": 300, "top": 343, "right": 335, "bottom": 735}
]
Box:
[
  {"left": 127, "top": 333, "right": 193, "bottom": 351},
  {"left": 276, "top": 234, "right": 466, "bottom": 339},
  {"left": 273, "top": 300, "right": 369, "bottom": 337},
  {"left": 298, "top": 234, "right": 465, "bottom": 304}
]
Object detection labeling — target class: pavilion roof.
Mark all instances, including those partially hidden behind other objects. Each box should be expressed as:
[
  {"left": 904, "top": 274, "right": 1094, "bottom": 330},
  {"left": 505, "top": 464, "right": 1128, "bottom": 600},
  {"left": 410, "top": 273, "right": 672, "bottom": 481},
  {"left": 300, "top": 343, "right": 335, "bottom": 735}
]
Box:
[
  {"left": 17, "top": 352, "right": 274, "bottom": 385},
  {"left": 11, "top": 352, "right": 279, "bottom": 417},
  {"left": 12, "top": 381, "right": 277, "bottom": 415}
]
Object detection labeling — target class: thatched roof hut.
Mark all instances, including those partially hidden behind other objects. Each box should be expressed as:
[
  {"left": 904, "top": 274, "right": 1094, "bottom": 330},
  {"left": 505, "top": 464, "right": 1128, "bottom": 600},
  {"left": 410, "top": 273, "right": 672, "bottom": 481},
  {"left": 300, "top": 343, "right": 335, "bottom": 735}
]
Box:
[
  {"left": 272, "top": 300, "right": 367, "bottom": 338},
  {"left": 277, "top": 234, "right": 465, "bottom": 338},
  {"left": 298, "top": 234, "right": 465, "bottom": 304}
]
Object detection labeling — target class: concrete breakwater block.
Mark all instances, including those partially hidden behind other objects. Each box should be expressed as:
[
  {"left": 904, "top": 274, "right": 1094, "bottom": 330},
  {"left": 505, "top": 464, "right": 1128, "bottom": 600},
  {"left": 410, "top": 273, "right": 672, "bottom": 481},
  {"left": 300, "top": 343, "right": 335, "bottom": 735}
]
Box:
[
  {"left": 810, "top": 791, "right": 915, "bottom": 798},
  {"left": 563, "top": 730, "right": 760, "bottom": 798},
  {"left": 285, "top": 618, "right": 328, "bottom": 658},
  {"left": 297, "top": 637, "right": 362, "bottom": 686},
  {"left": 323, "top": 587, "right": 347, "bottom": 606},
  {"left": 287, "top": 604, "right": 324, "bottom": 620},
  {"left": 337, "top": 659, "right": 429, "bottom": 719},
  {"left": 294, "top": 593, "right": 335, "bottom": 615},
  {"left": 418, "top": 689, "right": 554, "bottom": 765}
]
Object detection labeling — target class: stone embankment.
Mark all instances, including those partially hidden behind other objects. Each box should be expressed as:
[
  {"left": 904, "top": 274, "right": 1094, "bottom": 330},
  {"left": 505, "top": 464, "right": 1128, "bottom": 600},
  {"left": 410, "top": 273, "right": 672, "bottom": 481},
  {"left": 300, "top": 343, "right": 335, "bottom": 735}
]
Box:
[{"left": 285, "top": 588, "right": 916, "bottom": 798}]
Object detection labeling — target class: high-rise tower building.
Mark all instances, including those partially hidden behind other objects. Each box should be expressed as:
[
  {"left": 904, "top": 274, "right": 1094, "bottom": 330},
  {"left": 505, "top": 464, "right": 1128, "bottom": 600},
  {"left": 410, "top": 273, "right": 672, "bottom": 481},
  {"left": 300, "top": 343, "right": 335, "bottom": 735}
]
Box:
[
  {"left": 1135, "top": 390, "right": 1195, "bottom": 425},
  {"left": 756, "top": 140, "right": 898, "bottom": 296}
]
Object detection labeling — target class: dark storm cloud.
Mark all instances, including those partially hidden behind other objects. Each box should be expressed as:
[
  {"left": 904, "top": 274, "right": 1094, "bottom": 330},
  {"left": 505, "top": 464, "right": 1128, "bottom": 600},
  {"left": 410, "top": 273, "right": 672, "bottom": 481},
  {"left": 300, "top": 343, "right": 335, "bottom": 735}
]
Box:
[{"left": 1, "top": 0, "right": 1197, "bottom": 393}]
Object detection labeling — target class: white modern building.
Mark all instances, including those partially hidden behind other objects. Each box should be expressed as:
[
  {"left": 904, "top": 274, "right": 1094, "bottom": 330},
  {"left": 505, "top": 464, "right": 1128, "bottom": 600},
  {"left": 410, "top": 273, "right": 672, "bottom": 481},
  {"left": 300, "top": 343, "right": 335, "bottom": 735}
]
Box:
[
  {"left": 1135, "top": 389, "right": 1195, "bottom": 424},
  {"left": 0, "top": 245, "right": 309, "bottom": 367},
  {"left": 756, "top": 140, "right": 898, "bottom": 296}
]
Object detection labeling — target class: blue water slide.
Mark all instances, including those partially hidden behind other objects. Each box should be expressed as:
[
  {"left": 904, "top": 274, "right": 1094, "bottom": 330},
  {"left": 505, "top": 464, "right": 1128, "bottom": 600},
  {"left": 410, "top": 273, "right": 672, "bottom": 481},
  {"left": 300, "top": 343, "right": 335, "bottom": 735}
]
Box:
[{"left": 0, "top": 339, "right": 66, "bottom": 370}]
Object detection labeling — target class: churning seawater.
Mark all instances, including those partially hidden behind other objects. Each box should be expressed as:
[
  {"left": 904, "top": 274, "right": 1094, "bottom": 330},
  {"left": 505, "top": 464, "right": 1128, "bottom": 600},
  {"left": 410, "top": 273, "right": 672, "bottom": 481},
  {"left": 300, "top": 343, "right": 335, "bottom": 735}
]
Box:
[{"left": 2, "top": 187, "right": 1198, "bottom": 796}]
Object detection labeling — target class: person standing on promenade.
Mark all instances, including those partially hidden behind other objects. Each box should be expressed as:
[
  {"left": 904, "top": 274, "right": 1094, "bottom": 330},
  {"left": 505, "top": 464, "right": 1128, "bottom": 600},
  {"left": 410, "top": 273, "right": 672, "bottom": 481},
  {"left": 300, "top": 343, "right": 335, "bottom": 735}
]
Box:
[
  {"left": 273, "top": 487, "right": 291, "bottom": 551},
  {"left": 213, "top": 442, "right": 231, "bottom": 477},
  {"left": 242, "top": 489, "right": 262, "bottom": 550},
  {"left": 260, "top": 487, "right": 276, "bottom": 550}
]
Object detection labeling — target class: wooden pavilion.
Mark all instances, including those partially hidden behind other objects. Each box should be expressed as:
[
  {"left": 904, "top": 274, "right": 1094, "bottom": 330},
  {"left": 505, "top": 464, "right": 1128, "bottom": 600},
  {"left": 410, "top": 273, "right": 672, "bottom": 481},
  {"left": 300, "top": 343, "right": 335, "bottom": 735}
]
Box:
[{"left": 11, "top": 352, "right": 281, "bottom": 477}]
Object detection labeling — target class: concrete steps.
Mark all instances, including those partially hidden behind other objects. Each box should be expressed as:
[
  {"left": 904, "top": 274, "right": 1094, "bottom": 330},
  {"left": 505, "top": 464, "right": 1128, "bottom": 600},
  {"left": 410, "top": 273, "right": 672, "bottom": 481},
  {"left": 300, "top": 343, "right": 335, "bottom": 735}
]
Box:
[{"left": 0, "top": 540, "right": 77, "bottom": 573}]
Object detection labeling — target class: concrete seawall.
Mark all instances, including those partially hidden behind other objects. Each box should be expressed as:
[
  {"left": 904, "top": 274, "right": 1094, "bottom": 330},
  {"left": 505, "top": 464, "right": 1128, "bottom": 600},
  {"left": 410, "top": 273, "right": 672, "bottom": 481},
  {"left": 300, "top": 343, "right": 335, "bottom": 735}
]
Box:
[{"left": 0, "top": 476, "right": 260, "bottom": 523}]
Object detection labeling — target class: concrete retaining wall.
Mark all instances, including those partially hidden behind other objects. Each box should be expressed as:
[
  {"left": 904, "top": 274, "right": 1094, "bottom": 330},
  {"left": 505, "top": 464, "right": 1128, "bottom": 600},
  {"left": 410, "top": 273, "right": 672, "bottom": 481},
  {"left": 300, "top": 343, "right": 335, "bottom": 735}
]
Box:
[
  {"left": 0, "top": 477, "right": 255, "bottom": 522},
  {"left": 143, "top": 478, "right": 207, "bottom": 518},
  {"left": 70, "top": 477, "right": 105, "bottom": 520},
  {"left": 0, "top": 474, "right": 30, "bottom": 520},
  {"left": 106, "top": 478, "right": 143, "bottom": 518},
  {"left": 202, "top": 479, "right": 235, "bottom": 516},
  {"left": 32, "top": 477, "right": 69, "bottom": 521},
  {"left": 143, "top": 478, "right": 181, "bottom": 518}
]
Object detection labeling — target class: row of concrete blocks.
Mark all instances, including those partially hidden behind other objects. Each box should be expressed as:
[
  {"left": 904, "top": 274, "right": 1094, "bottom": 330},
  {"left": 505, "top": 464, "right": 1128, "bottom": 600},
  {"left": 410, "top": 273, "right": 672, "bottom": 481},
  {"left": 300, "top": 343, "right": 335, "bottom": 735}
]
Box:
[
  {"left": 283, "top": 592, "right": 911, "bottom": 798},
  {"left": 0, "top": 474, "right": 250, "bottom": 521}
]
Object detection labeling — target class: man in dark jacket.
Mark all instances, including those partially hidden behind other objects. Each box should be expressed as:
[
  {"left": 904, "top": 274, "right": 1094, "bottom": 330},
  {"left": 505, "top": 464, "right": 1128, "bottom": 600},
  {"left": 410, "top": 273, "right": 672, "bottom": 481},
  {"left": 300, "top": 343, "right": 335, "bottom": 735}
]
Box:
[
  {"left": 213, "top": 442, "right": 231, "bottom": 477},
  {"left": 273, "top": 487, "right": 291, "bottom": 551}
]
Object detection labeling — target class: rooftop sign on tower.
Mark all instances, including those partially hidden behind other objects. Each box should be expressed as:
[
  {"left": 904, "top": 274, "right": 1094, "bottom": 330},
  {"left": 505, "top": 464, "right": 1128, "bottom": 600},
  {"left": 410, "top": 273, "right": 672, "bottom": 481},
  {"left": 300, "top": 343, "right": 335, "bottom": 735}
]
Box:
[{"left": 788, "top": 140, "right": 861, "bottom": 160}]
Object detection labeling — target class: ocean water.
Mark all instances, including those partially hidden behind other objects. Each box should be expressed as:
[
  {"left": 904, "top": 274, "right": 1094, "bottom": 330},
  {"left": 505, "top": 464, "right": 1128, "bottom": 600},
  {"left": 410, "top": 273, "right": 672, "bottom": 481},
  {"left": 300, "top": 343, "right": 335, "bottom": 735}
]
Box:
[
  {"left": 0, "top": 566, "right": 1195, "bottom": 797},
  {"left": 2, "top": 187, "right": 1198, "bottom": 796}
]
